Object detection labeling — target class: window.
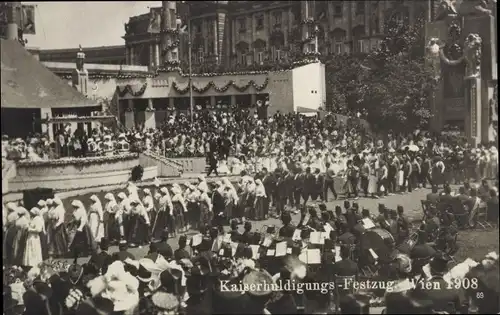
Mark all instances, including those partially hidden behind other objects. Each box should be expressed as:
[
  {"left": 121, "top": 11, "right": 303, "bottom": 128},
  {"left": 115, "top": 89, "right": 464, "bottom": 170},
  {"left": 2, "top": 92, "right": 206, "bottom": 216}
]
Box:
[
  {"left": 257, "top": 51, "right": 264, "bottom": 64},
  {"left": 334, "top": 4, "right": 343, "bottom": 17},
  {"left": 256, "top": 15, "right": 264, "bottom": 30},
  {"left": 272, "top": 11, "right": 282, "bottom": 27},
  {"left": 238, "top": 18, "right": 246, "bottom": 33},
  {"left": 207, "top": 42, "right": 214, "bottom": 55},
  {"left": 356, "top": 39, "right": 365, "bottom": 53},
  {"left": 334, "top": 42, "right": 343, "bottom": 54},
  {"left": 356, "top": 2, "right": 365, "bottom": 15},
  {"left": 238, "top": 53, "right": 246, "bottom": 65},
  {"left": 272, "top": 49, "right": 281, "bottom": 61},
  {"left": 307, "top": 43, "right": 315, "bottom": 53},
  {"left": 197, "top": 50, "right": 204, "bottom": 63},
  {"left": 246, "top": 54, "right": 253, "bottom": 65},
  {"left": 169, "top": 9, "right": 176, "bottom": 28}
]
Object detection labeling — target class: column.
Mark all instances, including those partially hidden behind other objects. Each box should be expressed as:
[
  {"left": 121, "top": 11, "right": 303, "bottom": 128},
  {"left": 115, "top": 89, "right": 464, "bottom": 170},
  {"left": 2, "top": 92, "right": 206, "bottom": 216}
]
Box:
[
  {"left": 144, "top": 99, "right": 156, "bottom": 129},
  {"left": 250, "top": 94, "right": 257, "bottom": 106},
  {"left": 155, "top": 43, "right": 160, "bottom": 67},
  {"left": 130, "top": 46, "right": 135, "bottom": 65},
  {"left": 40, "top": 108, "right": 54, "bottom": 141},
  {"left": 465, "top": 78, "right": 482, "bottom": 146},
  {"left": 125, "top": 47, "right": 130, "bottom": 65},
  {"left": 124, "top": 99, "right": 135, "bottom": 129},
  {"left": 230, "top": 95, "right": 237, "bottom": 107},
  {"left": 210, "top": 96, "right": 216, "bottom": 107},
  {"left": 213, "top": 18, "right": 219, "bottom": 63},
  {"left": 149, "top": 43, "right": 154, "bottom": 68}
]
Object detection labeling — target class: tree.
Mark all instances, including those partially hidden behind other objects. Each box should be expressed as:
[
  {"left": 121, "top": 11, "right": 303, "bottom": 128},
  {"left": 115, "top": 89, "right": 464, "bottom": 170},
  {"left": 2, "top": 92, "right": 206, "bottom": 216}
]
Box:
[{"left": 355, "top": 16, "right": 438, "bottom": 131}]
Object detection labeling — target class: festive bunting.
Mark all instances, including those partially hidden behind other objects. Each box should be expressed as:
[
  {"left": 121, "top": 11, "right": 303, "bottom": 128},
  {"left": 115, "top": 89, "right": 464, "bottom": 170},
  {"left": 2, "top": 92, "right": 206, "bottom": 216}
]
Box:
[
  {"left": 18, "top": 153, "right": 138, "bottom": 167},
  {"left": 172, "top": 78, "right": 269, "bottom": 95},
  {"left": 116, "top": 82, "right": 148, "bottom": 97}
]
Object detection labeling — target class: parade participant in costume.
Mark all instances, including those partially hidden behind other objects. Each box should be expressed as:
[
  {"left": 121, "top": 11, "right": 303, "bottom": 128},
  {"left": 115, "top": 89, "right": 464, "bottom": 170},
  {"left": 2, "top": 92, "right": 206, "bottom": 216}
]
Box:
[
  {"left": 13, "top": 207, "right": 30, "bottom": 265},
  {"left": 22, "top": 207, "right": 46, "bottom": 267},
  {"left": 197, "top": 175, "right": 209, "bottom": 195},
  {"left": 69, "top": 200, "right": 96, "bottom": 257},
  {"left": 142, "top": 189, "right": 155, "bottom": 226},
  {"left": 88, "top": 195, "right": 105, "bottom": 244},
  {"left": 48, "top": 198, "right": 68, "bottom": 258},
  {"left": 396, "top": 205, "right": 411, "bottom": 245},
  {"left": 345, "top": 160, "right": 359, "bottom": 199},
  {"left": 467, "top": 187, "right": 483, "bottom": 228},
  {"left": 103, "top": 193, "right": 121, "bottom": 244},
  {"left": 323, "top": 162, "right": 338, "bottom": 201},
  {"left": 3, "top": 208, "right": 19, "bottom": 265},
  {"left": 254, "top": 179, "right": 268, "bottom": 221},
  {"left": 155, "top": 187, "right": 173, "bottom": 239},
  {"left": 37, "top": 200, "right": 49, "bottom": 225},
  {"left": 198, "top": 185, "right": 213, "bottom": 227},
  {"left": 185, "top": 184, "right": 201, "bottom": 230},
  {"left": 279, "top": 211, "right": 295, "bottom": 238},
  {"left": 223, "top": 178, "right": 239, "bottom": 222},
  {"left": 208, "top": 181, "right": 226, "bottom": 226},
  {"left": 171, "top": 184, "right": 188, "bottom": 233},
  {"left": 432, "top": 156, "right": 446, "bottom": 188},
  {"left": 117, "top": 192, "right": 131, "bottom": 240},
  {"left": 127, "top": 199, "right": 150, "bottom": 247}
]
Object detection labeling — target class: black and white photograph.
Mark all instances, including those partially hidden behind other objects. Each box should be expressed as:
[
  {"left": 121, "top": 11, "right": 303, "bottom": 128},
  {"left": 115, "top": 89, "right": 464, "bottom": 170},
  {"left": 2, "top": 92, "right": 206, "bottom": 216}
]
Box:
[{"left": 1, "top": 1, "right": 499, "bottom": 314}]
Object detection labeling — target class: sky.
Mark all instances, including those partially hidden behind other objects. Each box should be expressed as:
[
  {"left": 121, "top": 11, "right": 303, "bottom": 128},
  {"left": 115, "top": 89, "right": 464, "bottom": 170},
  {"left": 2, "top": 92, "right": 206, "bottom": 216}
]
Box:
[{"left": 23, "top": 1, "right": 161, "bottom": 49}]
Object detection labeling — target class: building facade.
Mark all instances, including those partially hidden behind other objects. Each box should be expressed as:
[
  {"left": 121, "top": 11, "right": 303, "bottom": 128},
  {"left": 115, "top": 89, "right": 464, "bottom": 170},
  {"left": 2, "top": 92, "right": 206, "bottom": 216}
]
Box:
[{"left": 123, "top": 0, "right": 434, "bottom": 71}]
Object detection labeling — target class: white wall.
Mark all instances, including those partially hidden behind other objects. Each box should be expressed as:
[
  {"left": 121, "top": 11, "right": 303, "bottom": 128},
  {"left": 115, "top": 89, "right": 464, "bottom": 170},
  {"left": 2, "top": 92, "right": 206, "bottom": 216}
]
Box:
[
  {"left": 267, "top": 70, "right": 294, "bottom": 114},
  {"left": 292, "top": 62, "right": 325, "bottom": 112}
]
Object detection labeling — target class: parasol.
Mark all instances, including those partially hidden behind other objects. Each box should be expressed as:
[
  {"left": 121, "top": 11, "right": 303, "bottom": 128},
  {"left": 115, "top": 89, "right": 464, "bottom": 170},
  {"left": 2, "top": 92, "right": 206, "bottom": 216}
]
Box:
[{"left": 403, "top": 144, "right": 419, "bottom": 152}]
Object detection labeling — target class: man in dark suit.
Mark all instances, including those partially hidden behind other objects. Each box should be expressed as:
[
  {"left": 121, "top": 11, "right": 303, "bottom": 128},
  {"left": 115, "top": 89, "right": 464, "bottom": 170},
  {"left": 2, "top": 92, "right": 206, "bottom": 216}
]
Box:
[
  {"left": 453, "top": 186, "right": 470, "bottom": 228},
  {"left": 438, "top": 185, "right": 455, "bottom": 212},
  {"left": 87, "top": 239, "right": 112, "bottom": 275},
  {"left": 174, "top": 235, "right": 191, "bottom": 261},
  {"left": 155, "top": 229, "right": 174, "bottom": 260},
  {"left": 323, "top": 162, "right": 338, "bottom": 201},
  {"left": 113, "top": 240, "right": 135, "bottom": 262},
  {"left": 278, "top": 211, "right": 295, "bottom": 238},
  {"left": 333, "top": 246, "right": 358, "bottom": 277},
  {"left": 293, "top": 168, "right": 305, "bottom": 208},
  {"left": 426, "top": 186, "right": 440, "bottom": 204}
]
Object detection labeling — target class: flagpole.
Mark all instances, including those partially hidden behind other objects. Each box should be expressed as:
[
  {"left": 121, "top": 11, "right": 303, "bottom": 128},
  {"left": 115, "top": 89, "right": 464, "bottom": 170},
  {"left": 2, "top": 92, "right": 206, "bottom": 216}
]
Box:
[{"left": 187, "top": 6, "right": 193, "bottom": 123}]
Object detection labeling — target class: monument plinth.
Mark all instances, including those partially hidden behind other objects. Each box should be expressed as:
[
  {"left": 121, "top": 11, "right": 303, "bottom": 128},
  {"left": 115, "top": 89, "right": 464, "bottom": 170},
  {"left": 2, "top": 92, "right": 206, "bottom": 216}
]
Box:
[{"left": 425, "top": 0, "right": 497, "bottom": 146}]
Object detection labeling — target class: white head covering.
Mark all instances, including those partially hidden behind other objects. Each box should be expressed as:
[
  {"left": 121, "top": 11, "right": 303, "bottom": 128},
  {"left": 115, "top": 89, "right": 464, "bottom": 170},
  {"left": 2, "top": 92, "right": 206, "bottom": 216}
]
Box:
[
  {"left": 117, "top": 192, "right": 128, "bottom": 200},
  {"left": 71, "top": 200, "right": 84, "bottom": 209},
  {"left": 37, "top": 200, "right": 46, "bottom": 207},
  {"left": 105, "top": 193, "right": 116, "bottom": 201},
  {"left": 30, "top": 207, "right": 41, "bottom": 216},
  {"left": 143, "top": 188, "right": 151, "bottom": 196}
]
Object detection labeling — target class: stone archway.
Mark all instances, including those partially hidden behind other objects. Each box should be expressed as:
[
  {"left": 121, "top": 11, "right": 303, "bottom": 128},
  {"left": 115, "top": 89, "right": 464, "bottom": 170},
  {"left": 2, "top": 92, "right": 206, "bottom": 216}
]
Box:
[
  {"left": 252, "top": 39, "right": 267, "bottom": 50},
  {"left": 270, "top": 31, "right": 285, "bottom": 47},
  {"left": 235, "top": 41, "right": 249, "bottom": 53}
]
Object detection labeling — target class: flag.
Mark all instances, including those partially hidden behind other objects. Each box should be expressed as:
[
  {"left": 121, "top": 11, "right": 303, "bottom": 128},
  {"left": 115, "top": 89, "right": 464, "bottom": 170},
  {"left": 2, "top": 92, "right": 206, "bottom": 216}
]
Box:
[
  {"left": 21, "top": 5, "right": 36, "bottom": 35},
  {"left": 147, "top": 10, "right": 161, "bottom": 34}
]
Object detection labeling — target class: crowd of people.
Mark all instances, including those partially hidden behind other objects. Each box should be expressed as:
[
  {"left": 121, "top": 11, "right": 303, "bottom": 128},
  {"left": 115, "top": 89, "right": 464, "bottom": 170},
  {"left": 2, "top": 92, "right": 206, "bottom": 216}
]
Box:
[{"left": 3, "top": 161, "right": 499, "bottom": 315}]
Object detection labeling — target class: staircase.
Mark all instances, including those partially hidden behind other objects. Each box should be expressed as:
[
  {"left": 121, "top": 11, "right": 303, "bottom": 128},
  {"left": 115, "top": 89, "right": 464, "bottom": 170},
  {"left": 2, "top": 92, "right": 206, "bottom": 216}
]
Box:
[{"left": 139, "top": 151, "right": 183, "bottom": 177}]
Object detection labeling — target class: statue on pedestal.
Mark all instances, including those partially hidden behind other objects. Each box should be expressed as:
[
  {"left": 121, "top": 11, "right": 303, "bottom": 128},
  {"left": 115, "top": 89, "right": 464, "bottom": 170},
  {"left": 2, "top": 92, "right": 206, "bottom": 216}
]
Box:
[
  {"left": 463, "top": 34, "right": 482, "bottom": 78},
  {"left": 426, "top": 33, "right": 482, "bottom": 79}
]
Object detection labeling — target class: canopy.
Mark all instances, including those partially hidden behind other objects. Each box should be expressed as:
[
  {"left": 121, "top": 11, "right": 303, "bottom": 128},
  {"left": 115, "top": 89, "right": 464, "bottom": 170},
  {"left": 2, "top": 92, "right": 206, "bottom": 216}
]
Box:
[{"left": 1, "top": 39, "right": 97, "bottom": 109}]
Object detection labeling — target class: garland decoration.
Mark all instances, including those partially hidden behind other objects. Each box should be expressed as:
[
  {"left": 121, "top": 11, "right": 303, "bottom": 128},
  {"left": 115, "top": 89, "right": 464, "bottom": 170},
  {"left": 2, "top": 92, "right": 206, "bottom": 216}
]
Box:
[
  {"left": 172, "top": 78, "right": 269, "bottom": 95},
  {"left": 116, "top": 82, "right": 148, "bottom": 97},
  {"left": 60, "top": 72, "right": 154, "bottom": 80},
  {"left": 17, "top": 153, "right": 139, "bottom": 167},
  {"left": 162, "top": 39, "right": 181, "bottom": 57}
]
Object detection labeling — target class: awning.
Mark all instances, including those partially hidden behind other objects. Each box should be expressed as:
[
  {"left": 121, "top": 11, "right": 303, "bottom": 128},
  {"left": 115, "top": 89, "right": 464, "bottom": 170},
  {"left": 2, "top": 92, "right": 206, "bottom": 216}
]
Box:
[{"left": 1, "top": 39, "right": 98, "bottom": 109}]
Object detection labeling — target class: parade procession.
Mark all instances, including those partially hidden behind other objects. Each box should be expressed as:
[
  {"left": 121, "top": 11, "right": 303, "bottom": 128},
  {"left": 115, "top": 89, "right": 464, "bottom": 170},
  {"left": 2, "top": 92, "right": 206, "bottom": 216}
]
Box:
[{"left": 1, "top": 1, "right": 499, "bottom": 315}]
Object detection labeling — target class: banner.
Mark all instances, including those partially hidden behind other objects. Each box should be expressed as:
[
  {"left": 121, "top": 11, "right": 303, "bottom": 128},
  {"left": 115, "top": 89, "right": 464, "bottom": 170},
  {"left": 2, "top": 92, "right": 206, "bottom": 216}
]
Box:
[{"left": 21, "top": 5, "right": 36, "bottom": 35}]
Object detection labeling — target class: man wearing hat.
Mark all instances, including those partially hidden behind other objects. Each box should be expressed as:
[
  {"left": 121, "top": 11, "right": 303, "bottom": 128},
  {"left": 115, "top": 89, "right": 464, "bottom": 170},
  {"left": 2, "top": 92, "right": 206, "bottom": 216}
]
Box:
[
  {"left": 87, "top": 239, "right": 112, "bottom": 275},
  {"left": 411, "top": 251, "right": 465, "bottom": 313},
  {"left": 113, "top": 240, "right": 135, "bottom": 262},
  {"left": 151, "top": 229, "right": 173, "bottom": 261},
  {"left": 174, "top": 235, "right": 191, "bottom": 261}
]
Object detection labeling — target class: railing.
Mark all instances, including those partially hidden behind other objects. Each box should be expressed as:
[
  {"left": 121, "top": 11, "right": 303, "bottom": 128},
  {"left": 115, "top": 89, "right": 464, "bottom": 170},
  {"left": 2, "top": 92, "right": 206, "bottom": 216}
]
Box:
[{"left": 140, "top": 151, "right": 183, "bottom": 177}]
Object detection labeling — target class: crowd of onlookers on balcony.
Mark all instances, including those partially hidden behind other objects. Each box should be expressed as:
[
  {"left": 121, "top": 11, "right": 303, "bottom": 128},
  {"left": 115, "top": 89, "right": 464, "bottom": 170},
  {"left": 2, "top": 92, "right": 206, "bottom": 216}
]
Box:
[{"left": 2, "top": 106, "right": 368, "bottom": 164}]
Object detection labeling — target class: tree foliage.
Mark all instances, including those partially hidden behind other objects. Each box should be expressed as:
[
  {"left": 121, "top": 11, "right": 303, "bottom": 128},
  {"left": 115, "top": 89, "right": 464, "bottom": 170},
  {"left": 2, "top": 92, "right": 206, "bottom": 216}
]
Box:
[{"left": 323, "top": 16, "right": 438, "bottom": 132}]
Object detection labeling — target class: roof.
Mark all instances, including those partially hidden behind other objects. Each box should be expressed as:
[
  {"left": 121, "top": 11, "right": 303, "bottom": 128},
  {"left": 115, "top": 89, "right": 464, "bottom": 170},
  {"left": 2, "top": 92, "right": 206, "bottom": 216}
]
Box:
[{"left": 1, "top": 39, "right": 97, "bottom": 109}]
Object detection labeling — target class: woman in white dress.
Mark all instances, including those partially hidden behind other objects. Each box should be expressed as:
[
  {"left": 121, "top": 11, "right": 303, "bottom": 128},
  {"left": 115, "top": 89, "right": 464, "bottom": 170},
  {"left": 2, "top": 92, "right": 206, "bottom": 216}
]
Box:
[
  {"left": 88, "top": 195, "right": 105, "bottom": 244},
  {"left": 368, "top": 158, "right": 379, "bottom": 198},
  {"left": 22, "top": 207, "right": 45, "bottom": 267},
  {"left": 103, "top": 193, "right": 121, "bottom": 244}
]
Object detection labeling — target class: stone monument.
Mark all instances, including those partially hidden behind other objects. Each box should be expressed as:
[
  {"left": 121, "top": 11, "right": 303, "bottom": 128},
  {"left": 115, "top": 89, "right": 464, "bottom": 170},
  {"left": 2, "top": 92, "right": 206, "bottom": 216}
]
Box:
[{"left": 425, "top": 0, "right": 497, "bottom": 145}]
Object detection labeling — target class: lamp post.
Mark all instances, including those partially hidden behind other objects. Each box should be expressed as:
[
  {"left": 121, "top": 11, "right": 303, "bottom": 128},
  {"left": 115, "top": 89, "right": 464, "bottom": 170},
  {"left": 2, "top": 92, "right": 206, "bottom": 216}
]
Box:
[{"left": 176, "top": 15, "right": 193, "bottom": 123}]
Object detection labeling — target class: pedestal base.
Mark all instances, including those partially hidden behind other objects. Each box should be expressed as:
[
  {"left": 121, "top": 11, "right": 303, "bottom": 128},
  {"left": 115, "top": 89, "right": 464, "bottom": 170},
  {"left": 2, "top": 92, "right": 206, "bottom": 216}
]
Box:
[
  {"left": 144, "top": 111, "right": 156, "bottom": 130},
  {"left": 124, "top": 111, "right": 135, "bottom": 130}
]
